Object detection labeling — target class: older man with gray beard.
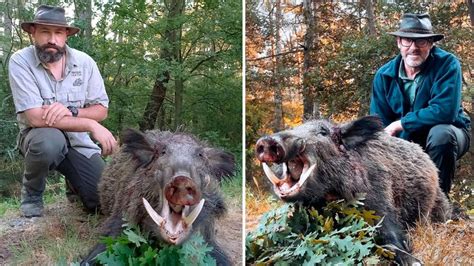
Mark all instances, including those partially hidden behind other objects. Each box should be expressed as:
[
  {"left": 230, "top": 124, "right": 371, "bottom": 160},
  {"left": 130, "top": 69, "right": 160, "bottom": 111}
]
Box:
[
  {"left": 8, "top": 5, "right": 117, "bottom": 217},
  {"left": 370, "top": 13, "right": 470, "bottom": 197}
]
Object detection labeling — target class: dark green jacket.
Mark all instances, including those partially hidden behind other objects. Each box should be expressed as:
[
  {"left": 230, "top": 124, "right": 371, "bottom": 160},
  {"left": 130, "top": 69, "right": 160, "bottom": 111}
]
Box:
[{"left": 369, "top": 46, "right": 470, "bottom": 141}]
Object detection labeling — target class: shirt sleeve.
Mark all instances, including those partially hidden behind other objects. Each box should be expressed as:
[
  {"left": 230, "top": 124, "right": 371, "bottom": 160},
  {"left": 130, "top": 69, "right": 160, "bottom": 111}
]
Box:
[
  {"left": 8, "top": 54, "right": 44, "bottom": 113},
  {"left": 84, "top": 58, "right": 109, "bottom": 108}
]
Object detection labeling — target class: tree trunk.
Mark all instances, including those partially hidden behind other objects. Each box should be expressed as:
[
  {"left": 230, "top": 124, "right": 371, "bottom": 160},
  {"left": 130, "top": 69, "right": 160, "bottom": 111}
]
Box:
[
  {"left": 272, "top": 0, "right": 284, "bottom": 131},
  {"left": 157, "top": 106, "right": 166, "bottom": 130},
  {"left": 303, "top": 0, "right": 316, "bottom": 121},
  {"left": 467, "top": 0, "right": 474, "bottom": 26},
  {"left": 365, "top": 0, "right": 376, "bottom": 35},
  {"left": 16, "top": 0, "right": 28, "bottom": 46},
  {"left": 303, "top": 0, "right": 321, "bottom": 120},
  {"left": 1, "top": 5, "right": 12, "bottom": 72},
  {"left": 139, "top": 0, "right": 184, "bottom": 131},
  {"left": 358, "top": 0, "right": 376, "bottom": 116},
  {"left": 74, "top": 0, "right": 92, "bottom": 51},
  {"left": 174, "top": 77, "right": 184, "bottom": 128},
  {"left": 139, "top": 72, "right": 170, "bottom": 131},
  {"left": 173, "top": 1, "right": 184, "bottom": 129}
]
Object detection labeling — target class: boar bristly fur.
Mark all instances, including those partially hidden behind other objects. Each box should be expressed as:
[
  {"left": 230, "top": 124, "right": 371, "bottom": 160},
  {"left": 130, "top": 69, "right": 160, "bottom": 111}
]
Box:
[
  {"left": 82, "top": 129, "right": 235, "bottom": 265},
  {"left": 256, "top": 116, "right": 451, "bottom": 265}
]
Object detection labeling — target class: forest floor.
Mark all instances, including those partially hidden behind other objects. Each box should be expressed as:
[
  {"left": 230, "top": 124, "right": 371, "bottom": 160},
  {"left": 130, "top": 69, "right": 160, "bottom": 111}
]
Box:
[{"left": 0, "top": 197, "right": 242, "bottom": 265}]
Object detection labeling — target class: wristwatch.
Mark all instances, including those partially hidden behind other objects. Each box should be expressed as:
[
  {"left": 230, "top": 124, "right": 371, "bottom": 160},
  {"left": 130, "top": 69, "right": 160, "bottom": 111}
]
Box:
[{"left": 67, "top": 106, "right": 79, "bottom": 117}]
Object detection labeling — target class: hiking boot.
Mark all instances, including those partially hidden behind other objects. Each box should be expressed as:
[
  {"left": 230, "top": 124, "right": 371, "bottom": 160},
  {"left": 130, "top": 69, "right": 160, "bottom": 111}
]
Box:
[
  {"left": 20, "top": 187, "right": 44, "bottom": 218},
  {"left": 20, "top": 201, "right": 44, "bottom": 217}
]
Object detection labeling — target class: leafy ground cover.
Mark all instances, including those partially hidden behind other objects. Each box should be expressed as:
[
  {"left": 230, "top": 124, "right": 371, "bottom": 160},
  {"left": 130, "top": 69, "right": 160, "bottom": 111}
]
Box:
[
  {"left": 246, "top": 191, "right": 474, "bottom": 265},
  {"left": 246, "top": 195, "right": 394, "bottom": 265},
  {"left": 96, "top": 224, "right": 216, "bottom": 265}
]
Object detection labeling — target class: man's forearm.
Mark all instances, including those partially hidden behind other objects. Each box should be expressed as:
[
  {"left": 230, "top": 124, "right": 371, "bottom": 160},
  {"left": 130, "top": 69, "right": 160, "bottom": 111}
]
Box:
[
  {"left": 24, "top": 107, "right": 117, "bottom": 156},
  {"left": 44, "top": 116, "right": 100, "bottom": 132},
  {"left": 76, "top": 104, "right": 108, "bottom": 122},
  {"left": 25, "top": 107, "right": 99, "bottom": 132}
]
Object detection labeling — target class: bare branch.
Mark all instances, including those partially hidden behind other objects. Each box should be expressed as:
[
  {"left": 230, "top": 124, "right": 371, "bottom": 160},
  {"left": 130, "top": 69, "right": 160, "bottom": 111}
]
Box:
[{"left": 247, "top": 48, "right": 304, "bottom": 62}]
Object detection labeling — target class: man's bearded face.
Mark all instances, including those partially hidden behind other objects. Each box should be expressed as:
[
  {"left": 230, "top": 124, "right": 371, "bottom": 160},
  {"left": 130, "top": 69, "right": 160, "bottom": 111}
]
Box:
[{"left": 35, "top": 43, "right": 66, "bottom": 64}]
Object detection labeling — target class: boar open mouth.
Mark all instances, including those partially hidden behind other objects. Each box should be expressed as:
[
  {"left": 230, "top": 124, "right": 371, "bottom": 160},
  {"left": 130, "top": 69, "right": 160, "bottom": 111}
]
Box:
[
  {"left": 262, "top": 155, "right": 316, "bottom": 199},
  {"left": 142, "top": 197, "right": 204, "bottom": 245},
  {"left": 141, "top": 175, "right": 206, "bottom": 245}
]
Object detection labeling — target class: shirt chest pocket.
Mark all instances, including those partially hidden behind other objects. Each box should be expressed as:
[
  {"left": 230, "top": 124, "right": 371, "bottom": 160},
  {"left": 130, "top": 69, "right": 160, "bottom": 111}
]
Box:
[{"left": 67, "top": 91, "right": 86, "bottom": 107}]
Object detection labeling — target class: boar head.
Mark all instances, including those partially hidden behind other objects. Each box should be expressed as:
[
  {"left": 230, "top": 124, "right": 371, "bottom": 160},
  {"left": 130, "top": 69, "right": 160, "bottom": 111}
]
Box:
[
  {"left": 255, "top": 116, "right": 383, "bottom": 203},
  {"left": 121, "top": 129, "right": 235, "bottom": 245}
]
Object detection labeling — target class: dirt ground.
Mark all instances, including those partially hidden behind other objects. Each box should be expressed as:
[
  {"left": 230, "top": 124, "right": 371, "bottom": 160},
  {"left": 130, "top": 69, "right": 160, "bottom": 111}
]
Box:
[
  {"left": 0, "top": 199, "right": 243, "bottom": 265},
  {"left": 0, "top": 200, "right": 99, "bottom": 265},
  {"left": 216, "top": 205, "right": 243, "bottom": 265}
]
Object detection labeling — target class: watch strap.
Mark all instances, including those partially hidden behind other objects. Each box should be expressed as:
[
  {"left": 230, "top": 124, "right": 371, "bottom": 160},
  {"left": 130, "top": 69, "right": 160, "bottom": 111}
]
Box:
[{"left": 67, "top": 106, "right": 78, "bottom": 117}]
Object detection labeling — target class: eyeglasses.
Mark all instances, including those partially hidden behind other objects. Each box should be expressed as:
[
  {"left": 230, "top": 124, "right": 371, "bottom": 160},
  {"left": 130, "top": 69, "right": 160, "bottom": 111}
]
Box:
[{"left": 399, "top": 37, "right": 432, "bottom": 48}]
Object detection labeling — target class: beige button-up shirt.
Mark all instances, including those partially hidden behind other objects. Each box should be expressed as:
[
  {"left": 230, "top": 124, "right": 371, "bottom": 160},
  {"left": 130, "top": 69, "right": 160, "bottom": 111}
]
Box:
[{"left": 9, "top": 45, "right": 109, "bottom": 158}]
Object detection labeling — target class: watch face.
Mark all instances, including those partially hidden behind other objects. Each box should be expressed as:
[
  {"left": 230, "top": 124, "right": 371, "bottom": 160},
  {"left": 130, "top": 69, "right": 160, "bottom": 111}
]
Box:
[{"left": 68, "top": 106, "right": 78, "bottom": 117}]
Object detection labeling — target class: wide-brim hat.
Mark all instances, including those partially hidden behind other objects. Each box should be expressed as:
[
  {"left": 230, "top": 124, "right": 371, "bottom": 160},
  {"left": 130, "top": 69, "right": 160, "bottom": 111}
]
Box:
[
  {"left": 21, "top": 5, "right": 80, "bottom": 36},
  {"left": 389, "top": 13, "right": 444, "bottom": 42}
]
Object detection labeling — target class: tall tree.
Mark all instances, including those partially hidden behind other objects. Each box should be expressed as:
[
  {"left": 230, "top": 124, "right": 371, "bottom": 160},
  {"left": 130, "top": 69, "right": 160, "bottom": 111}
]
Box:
[
  {"left": 302, "top": 0, "right": 319, "bottom": 121},
  {"left": 467, "top": 0, "right": 474, "bottom": 25},
  {"left": 139, "top": 0, "right": 184, "bottom": 131},
  {"left": 73, "top": 0, "right": 92, "bottom": 51},
  {"left": 272, "top": 0, "right": 284, "bottom": 131},
  {"left": 357, "top": 0, "right": 376, "bottom": 116},
  {"left": 172, "top": 0, "right": 185, "bottom": 129}
]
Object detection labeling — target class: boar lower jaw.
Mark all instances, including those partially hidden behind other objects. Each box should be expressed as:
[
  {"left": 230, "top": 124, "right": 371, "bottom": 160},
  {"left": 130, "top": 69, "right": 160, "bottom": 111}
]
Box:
[
  {"left": 142, "top": 197, "right": 205, "bottom": 244},
  {"left": 262, "top": 162, "right": 316, "bottom": 198}
]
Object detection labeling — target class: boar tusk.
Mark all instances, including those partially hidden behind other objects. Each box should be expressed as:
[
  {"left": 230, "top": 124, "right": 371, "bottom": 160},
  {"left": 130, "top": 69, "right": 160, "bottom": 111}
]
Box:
[
  {"left": 204, "top": 174, "right": 211, "bottom": 188},
  {"left": 281, "top": 162, "right": 289, "bottom": 180},
  {"left": 183, "top": 199, "right": 205, "bottom": 226},
  {"left": 142, "top": 198, "right": 165, "bottom": 227},
  {"left": 182, "top": 205, "right": 190, "bottom": 218},
  {"left": 162, "top": 197, "right": 170, "bottom": 217},
  {"left": 298, "top": 164, "right": 316, "bottom": 188},
  {"left": 262, "top": 163, "right": 281, "bottom": 185}
]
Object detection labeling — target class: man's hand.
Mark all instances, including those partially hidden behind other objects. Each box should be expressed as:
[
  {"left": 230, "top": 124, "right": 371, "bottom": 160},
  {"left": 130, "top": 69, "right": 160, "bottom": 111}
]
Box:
[
  {"left": 385, "top": 120, "right": 403, "bottom": 136},
  {"left": 42, "top": 103, "right": 72, "bottom": 126},
  {"left": 89, "top": 122, "right": 118, "bottom": 156}
]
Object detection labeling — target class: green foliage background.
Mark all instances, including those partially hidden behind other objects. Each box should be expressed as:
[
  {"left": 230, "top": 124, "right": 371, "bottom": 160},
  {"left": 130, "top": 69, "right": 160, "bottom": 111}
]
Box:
[{"left": 0, "top": 0, "right": 242, "bottom": 198}]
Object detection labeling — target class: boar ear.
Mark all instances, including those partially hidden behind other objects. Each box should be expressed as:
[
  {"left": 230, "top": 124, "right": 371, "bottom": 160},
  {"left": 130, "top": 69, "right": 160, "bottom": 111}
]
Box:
[
  {"left": 204, "top": 148, "right": 236, "bottom": 182},
  {"left": 337, "top": 116, "right": 383, "bottom": 149},
  {"left": 121, "top": 129, "right": 155, "bottom": 167}
]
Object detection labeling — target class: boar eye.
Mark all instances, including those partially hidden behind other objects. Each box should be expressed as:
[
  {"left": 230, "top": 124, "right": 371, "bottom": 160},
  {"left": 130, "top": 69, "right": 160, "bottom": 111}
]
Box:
[
  {"left": 161, "top": 149, "right": 166, "bottom": 155},
  {"left": 198, "top": 153, "right": 203, "bottom": 157},
  {"left": 319, "top": 128, "right": 329, "bottom": 136}
]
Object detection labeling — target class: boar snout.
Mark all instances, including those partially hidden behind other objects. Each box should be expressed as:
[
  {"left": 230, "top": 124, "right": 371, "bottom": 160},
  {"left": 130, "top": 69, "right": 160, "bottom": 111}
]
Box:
[
  {"left": 164, "top": 176, "right": 202, "bottom": 206},
  {"left": 256, "top": 136, "right": 285, "bottom": 163}
]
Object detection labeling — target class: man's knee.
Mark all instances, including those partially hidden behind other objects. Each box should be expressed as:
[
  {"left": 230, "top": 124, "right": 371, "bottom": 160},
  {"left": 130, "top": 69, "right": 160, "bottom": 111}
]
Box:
[
  {"left": 24, "top": 128, "right": 68, "bottom": 162},
  {"left": 426, "top": 124, "right": 457, "bottom": 152}
]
